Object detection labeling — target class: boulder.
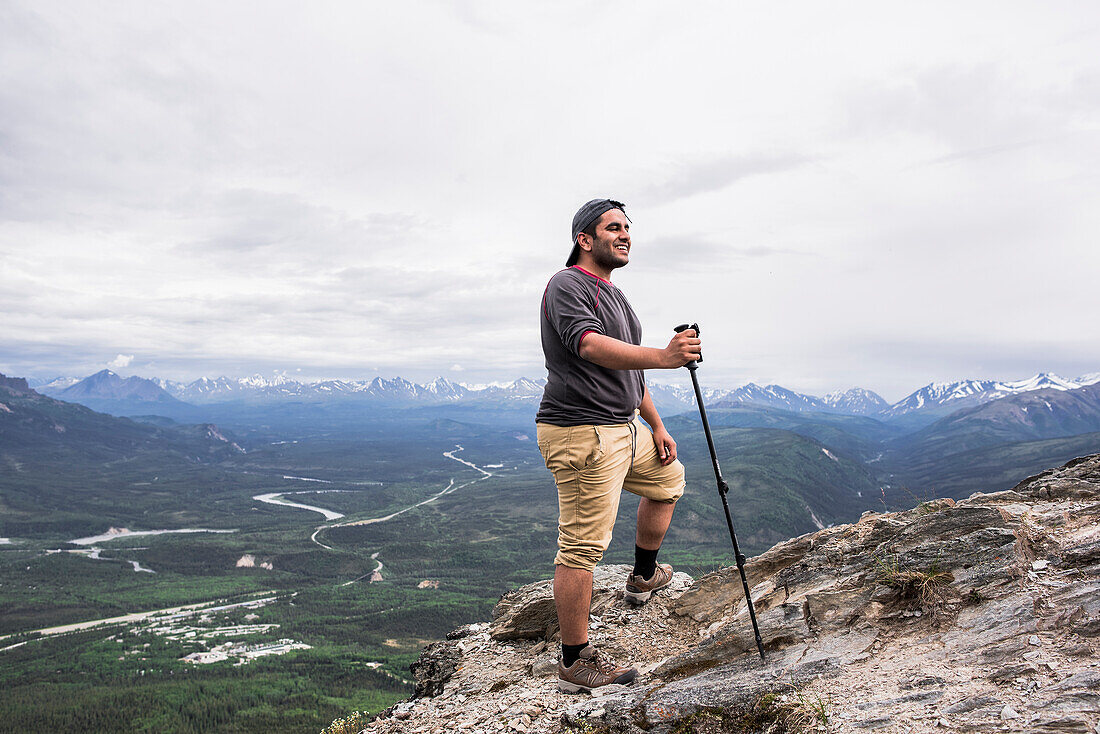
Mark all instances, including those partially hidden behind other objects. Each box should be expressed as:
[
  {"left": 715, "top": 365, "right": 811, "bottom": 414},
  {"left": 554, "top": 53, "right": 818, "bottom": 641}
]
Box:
[
  {"left": 489, "top": 563, "right": 691, "bottom": 641},
  {"left": 409, "top": 639, "right": 462, "bottom": 698}
]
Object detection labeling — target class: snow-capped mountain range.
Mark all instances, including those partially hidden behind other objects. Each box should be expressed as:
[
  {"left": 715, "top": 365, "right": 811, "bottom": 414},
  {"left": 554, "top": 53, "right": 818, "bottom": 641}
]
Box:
[
  {"left": 877, "top": 373, "right": 1100, "bottom": 419},
  {"left": 642, "top": 382, "right": 893, "bottom": 416},
  {"left": 34, "top": 370, "right": 1100, "bottom": 420},
  {"left": 38, "top": 371, "right": 546, "bottom": 406},
  {"left": 646, "top": 372, "right": 1100, "bottom": 418}
]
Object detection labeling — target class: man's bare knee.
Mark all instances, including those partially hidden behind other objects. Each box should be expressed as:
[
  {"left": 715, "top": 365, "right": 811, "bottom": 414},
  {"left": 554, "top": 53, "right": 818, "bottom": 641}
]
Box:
[{"left": 554, "top": 546, "right": 603, "bottom": 572}]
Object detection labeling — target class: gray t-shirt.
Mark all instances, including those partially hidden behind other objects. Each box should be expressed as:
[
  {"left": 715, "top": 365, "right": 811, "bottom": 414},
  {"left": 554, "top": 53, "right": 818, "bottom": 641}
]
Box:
[{"left": 537, "top": 266, "right": 644, "bottom": 426}]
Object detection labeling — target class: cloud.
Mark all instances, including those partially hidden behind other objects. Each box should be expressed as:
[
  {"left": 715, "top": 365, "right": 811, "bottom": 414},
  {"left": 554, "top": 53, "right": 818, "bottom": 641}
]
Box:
[
  {"left": 910, "top": 137, "right": 1046, "bottom": 168},
  {"left": 2, "top": 3, "right": 1099, "bottom": 394},
  {"left": 631, "top": 154, "right": 810, "bottom": 207},
  {"left": 169, "top": 189, "right": 424, "bottom": 262},
  {"left": 840, "top": 62, "right": 1099, "bottom": 159},
  {"left": 643, "top": 236, "right": 801, "bottom": 264},
  {"left": 108, "top": 354, "right": 134, "bottom": 369}
]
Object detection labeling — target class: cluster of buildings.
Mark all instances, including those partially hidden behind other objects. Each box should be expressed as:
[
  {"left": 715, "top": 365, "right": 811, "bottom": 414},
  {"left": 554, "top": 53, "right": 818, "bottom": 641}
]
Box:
[{"left": 180, "top": 638, "right": 312, "bottom": 665}]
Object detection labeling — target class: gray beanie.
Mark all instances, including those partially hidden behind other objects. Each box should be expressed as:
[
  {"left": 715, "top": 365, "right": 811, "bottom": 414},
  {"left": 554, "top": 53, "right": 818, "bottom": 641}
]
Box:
[{"left": 567, "top": 199, "right": 628, "bottom": 266}]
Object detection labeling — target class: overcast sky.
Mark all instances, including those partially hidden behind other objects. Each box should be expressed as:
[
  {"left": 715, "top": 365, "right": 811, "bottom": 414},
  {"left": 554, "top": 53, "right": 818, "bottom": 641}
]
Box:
[{"left": 2, "top": 2, "right": 1099, "bottom": 402}]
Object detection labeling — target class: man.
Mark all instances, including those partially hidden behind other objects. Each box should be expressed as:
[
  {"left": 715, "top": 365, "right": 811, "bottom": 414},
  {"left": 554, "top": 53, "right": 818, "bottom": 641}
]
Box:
[{"left": 536, "top": 198, "right": 701, "bottom": 693}]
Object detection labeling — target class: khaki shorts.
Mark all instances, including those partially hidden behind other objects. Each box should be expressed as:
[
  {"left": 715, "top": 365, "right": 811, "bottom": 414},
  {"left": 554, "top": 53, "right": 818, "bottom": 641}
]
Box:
[{"left": 536, "top": 415, "right": 685, "bottom": 571}]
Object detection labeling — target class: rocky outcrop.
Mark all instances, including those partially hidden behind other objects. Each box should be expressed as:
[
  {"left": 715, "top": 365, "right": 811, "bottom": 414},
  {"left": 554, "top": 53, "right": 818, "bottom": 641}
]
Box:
[
  {"left": 363, "top": 455, "right": 1100, "bottom": 733},
  {"left": 0, "top": 374, "right": 33, "bottom": 395}
]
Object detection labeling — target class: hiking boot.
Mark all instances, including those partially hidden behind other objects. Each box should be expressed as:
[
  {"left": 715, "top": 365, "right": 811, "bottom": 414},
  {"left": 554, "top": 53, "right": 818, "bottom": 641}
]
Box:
[
  {"left": 557, "top": 644, "right": 638, "bottom": 693},
  {"left": 624, "top": 562, "right": 674, "bottom": 605}
]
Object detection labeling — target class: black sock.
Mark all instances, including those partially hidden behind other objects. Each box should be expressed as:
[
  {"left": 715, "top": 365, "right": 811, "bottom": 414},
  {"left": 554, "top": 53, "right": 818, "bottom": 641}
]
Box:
[
  {"left": 633, "top": 545, "right": 659, "bottom": 580},
  {"left": 561, "top": 642, "right": 588, "bottom": 667}
]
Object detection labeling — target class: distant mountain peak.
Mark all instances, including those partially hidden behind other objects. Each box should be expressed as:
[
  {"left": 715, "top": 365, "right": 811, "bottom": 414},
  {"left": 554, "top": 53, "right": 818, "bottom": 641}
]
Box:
[
  {"left": 87, "top": 369, "right": 119, "bottom": 381},
  {"left": 1077, "top": 372, "right": 1100, "bottom": 386},
  {"left": 821, "top": 387, "right": 888, "bottom": 415},
  {"left": 882, "top": 372, "right": 1095, "bottom": 419},
  {"left": 716, "top": 383, "right": 829, "bottom": 413},
  {"left": 240, "top": 373, "right": 295, "bottom": 388},
  {"left": 52, "top": 370, "right": 179, "bottom": 404}
]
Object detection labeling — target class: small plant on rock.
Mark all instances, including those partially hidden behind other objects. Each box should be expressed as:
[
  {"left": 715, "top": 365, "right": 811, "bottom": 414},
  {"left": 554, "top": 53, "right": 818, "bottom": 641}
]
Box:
[
  {"left": 789, "top": 688, "right": 831, "bottom": 731},
  {"left": 914, "top": 498, "right": 953, "bottom": 516},
  {"left": 874, "top": 553, "right": 954, "bottom": 609},
  {"left": 320, "top": 711, "right": 372, "bottom": 734},
  {"left": 719, "top": 689, "right": 831, "bottom": 733}
]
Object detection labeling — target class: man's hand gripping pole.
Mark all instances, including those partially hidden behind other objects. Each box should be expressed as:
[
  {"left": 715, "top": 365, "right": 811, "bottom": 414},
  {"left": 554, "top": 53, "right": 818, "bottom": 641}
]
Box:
[{"left": 673, "top": 323, "right": 766, "bottom": 661}]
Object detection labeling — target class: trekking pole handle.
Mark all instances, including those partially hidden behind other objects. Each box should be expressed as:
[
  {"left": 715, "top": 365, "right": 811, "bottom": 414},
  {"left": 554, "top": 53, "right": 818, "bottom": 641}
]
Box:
[{"left": 673, "top": 323, "right": 702, "bottom": 367}]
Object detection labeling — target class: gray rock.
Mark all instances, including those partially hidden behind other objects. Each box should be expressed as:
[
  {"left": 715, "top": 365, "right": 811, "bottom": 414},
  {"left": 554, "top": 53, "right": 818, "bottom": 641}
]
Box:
[
  {"left": 1062, "top": 538, "right": 1100, "bottom": 565},
  {"left": 529, "top": 656, "right": 557, "bottom": 677},
  {"left": 1048, "top": 580, "right": 1100, "bottom": 636},
  {"left": 988, "top": 661, "right": 1039, "bottom": 681},
  {"left": 671, "top": 532, "right": 823, "bottom": 623},
  {"left": 852, "top": 690, "right": 943, "bottom": 710},
  {"left": 1054, "top": 669, "right": 1100, "bottom": 691},
  {"left": 805, "top": 586, "right": 877, "bottom": 633},
  {"left": 1028, "top": 716, "right": 1095, "bottom": 733},
  {"left": 945, "top": 695, "right": 1002, "bottom": 715},
  {"left": 447, "top": 623, "right": 487, "bottom": 640},
  {"left": 1035, "top": 690, "right": 1100, "bottom": 722},
  {"left": 1060, "top": 643, "right": 1095, "bottom": 657},
  {"left": 1029, "top": 721, "right": 1091, "bottom": 730},
  {"left": 489, "top": 564, "right": 690, "bottom": 641},
  {"left": 901, "top": 674, "right": 946, "bottom": 689},
  {"left": 941, "top": 597, "right": 1039, "bottom": 661},
  {"left": 410, "top": 640, "right": 461, "bottom": 698}
]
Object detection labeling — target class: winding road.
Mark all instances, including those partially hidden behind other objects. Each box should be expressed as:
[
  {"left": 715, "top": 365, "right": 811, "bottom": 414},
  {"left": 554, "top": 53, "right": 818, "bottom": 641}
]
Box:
[
  {"left": 314, "top": 445, "right": 494, "bottom": 539},
  {"left": 340, "top": 552, "right": 383, "bottom": 586},
  {"left": 252, "top": 445, "right": 497, "bottom": 584},
  {"left": 308, "top": 446, "right": 497, "bottom": 583}
]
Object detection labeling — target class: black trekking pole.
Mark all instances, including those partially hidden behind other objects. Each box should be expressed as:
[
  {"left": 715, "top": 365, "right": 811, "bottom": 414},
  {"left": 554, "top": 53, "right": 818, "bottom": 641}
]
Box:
[{"left": 674, "top": 323, "right": 766, "bottom": 661}]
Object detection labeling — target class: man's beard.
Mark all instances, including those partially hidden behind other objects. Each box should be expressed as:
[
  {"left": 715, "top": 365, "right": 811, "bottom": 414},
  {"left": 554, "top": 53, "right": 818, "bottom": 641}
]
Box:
[{"left": 591, "top": 239, "right": 628, "bottom": 271}]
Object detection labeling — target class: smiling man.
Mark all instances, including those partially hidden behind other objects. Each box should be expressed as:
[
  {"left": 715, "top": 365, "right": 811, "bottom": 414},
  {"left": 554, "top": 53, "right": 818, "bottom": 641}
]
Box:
[{"left": 536, "top": 198, "right": 701, "bottom": 692}]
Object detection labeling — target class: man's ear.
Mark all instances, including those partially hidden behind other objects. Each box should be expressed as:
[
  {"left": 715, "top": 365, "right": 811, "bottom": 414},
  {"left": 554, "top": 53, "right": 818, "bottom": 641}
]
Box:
[{"left": 576, "top": 232, "right": 592, "bottom": 252}]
